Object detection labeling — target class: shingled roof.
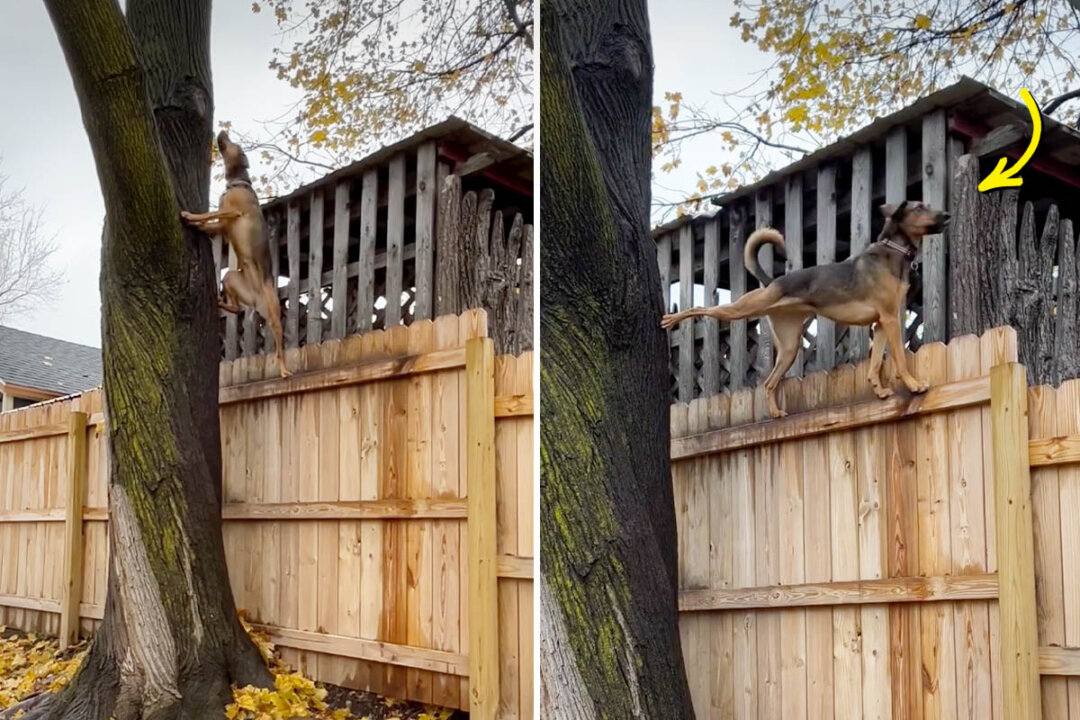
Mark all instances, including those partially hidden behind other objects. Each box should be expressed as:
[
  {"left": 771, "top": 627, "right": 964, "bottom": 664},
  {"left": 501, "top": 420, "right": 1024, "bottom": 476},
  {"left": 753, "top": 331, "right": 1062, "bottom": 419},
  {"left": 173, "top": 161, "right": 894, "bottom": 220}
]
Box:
[{"left": 0, "top": 325, "right": 102, "bottom": 396}]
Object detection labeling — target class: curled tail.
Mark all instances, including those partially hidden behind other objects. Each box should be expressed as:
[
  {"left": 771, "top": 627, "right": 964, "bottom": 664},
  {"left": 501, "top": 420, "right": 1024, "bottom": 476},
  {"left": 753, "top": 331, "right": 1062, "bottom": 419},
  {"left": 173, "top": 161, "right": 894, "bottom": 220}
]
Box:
[{"left": 744, "top": 227, "right": 785, "bottom": 286}]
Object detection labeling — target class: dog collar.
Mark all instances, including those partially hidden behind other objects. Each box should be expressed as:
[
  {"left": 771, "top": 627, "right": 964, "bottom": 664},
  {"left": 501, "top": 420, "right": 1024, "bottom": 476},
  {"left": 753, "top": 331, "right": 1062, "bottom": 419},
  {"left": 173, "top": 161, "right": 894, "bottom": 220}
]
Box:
[
  {"left": 882, "top": 238, "right": 916, "bottom": 258},
  {"left": 226, "top": 179, "right": 252, "bottom": 189}
]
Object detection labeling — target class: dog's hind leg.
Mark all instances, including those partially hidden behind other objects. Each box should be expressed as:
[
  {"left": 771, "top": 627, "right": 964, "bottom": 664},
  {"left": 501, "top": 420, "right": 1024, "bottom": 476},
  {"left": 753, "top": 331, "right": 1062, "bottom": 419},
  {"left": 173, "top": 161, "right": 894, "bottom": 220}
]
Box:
[
  {"left": 660, "top": 284, "right": 786, "bottom": 329},
  {"left": 762, "top": 311, "right": 807, "bottom": 417},
  {"left": 258, "top": 282, "right": 291, "bottom": 379}
]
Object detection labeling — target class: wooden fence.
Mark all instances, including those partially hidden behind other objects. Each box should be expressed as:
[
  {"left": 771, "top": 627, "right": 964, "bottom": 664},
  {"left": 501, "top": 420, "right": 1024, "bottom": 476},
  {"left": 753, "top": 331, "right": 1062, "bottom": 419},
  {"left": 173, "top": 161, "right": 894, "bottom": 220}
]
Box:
[
  {"left": 219, "top": 138, "right": 533, "bottom": 361},
  {"left": 671, "top": 325, "right": 1080, "bottom": 719},
  {"left": 658, "top": 146, "right": 1079, "bottom": 402},
  {"left": 0, "top": 309, "right": 534, "bottom": 719}
]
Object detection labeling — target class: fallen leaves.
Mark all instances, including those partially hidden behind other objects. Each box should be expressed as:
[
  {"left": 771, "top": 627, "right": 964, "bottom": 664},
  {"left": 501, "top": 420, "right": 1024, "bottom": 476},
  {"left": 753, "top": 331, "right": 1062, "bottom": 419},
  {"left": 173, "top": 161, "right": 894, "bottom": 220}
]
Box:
[
  {"left": 0, "top": 621, "right": 458, "bottom": 720},
  {"left": 0, "top": 628, "right": 85, "bottom": 709}
]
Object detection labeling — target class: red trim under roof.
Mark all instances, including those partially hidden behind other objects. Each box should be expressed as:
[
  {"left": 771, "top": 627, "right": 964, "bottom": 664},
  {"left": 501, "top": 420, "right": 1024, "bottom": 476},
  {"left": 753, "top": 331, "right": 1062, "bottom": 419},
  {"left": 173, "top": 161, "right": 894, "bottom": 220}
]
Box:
[{"left": 952, "top": 112, "right": 1080, "bottom": 191}]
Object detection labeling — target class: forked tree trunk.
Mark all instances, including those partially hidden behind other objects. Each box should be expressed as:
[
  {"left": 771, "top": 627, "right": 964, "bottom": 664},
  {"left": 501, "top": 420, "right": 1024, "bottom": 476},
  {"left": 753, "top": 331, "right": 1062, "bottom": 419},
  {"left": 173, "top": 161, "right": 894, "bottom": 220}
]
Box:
[
  {"left": 4, "top": 1, "right": 273, "bottom": 718},
  {"left": 538, "top": 0, "right": 695, "bottom": 717}
]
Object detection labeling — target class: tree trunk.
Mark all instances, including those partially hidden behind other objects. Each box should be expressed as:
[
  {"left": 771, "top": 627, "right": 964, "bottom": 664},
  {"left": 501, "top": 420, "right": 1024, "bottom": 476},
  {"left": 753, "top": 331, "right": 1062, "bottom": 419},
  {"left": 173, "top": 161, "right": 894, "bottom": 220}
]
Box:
[
  {"left": 538, "top": 0, "right": 695, "bottom": 717},
  {"left": 11, "top": 1, "right": 273, "bottom": 718}
]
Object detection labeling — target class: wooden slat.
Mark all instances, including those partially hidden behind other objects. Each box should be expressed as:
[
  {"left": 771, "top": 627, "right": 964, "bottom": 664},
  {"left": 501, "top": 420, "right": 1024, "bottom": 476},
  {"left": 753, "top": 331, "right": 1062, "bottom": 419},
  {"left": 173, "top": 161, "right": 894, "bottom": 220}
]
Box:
[
  {"left": 226, "top": 240, "right": 240, "bottom": 359},
  {"left": 331, "top": 181, "right": 350, "bottom": 339},
  {"left": 922, "top": 110, "right": 947, "bottom": 343},
  {"left": 755, "top": 189, "right": 774, "bottom": 379},
  {"left": 671, "top": 375, "right": 990, "bottom": 459},
  {"left": 494, "top": 393, "right": 533, "bottom": 418},
  {"left": 358, "top": 169, "right": 377, "bottom": 333},
  {"left": 307, "top": 189, "right": 325, "bottom": 345},
  {"left": 1055, "top": 379, "right": 1080, "bottom": 712},
  {"left": 678, "top": 224, "right": 694, "bottom": 403},
  {"left": 702, "top": 219, "right": 720, "bottom": 394},
  {"left": 729, "top": 208, "right": 748, "bottom": 388},
  {"left": 679, "top": 573, "right": 998, "bottom": 611},
  {"left": 466, "top": 336, "right": 498, "bottom": 719},
  {"left": 657, "top": 233, "right": 672, "bottom": 314},
  {"left": 916, "top": 343, "right": 956, "bottom": 716},
  {"left": 385, "top": 154, "right": 406, "bottom": 327},
  {"left": 219, "top": 347, "right": 465, "bottom": 405},
  {"left": 286, "top": 201, "right": 301, "bottom": 347},
  {"left": 948, "top": 335, "right": 994, "bottom": 718},
  {"left": 816, "top": 164, "right": 836, "bottom": 370},
  {"left": 991, "top": 362, "right": 1042, "bottom": 719},
  {"left": 414, "top": 142, "right": 437, "bottom": 320},
  {"left": 783, "top": 175, "right": 804, "bottom": 377},
  {"left": 849, "top": 147, "right": 872, "bottom": 361},
  {"left": 886, "top": 126, "right": 908, "bottom": 202},
  {"left": 253, "top": 624, "right": 469, "bottom": 677},
  {"left": 221, "top": 499, "right": 468, "bottom": 520},
  {"left": 1040, "top": 647, "right": 1080, "bottom": 676},
  {"left": 59, "top": 411, "right": 87, "bottom": 650},
  {"left": 728, "top": 390, "right": 757, "bottom": 717}
]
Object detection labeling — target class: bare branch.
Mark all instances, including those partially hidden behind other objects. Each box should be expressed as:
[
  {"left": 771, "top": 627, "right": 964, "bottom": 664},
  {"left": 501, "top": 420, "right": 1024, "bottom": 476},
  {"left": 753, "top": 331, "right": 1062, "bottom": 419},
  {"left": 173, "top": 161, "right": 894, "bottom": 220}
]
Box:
[{"left": 0, "top": 171, "right": 62, "bottom": 321}]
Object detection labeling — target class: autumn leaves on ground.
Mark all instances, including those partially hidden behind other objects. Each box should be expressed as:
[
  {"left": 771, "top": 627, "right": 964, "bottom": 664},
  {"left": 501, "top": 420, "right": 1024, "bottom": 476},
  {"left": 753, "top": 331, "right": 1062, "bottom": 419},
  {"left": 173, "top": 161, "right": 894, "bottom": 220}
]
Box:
[{"left": 0, "top": 620, "right": 459, "bottom": 720}]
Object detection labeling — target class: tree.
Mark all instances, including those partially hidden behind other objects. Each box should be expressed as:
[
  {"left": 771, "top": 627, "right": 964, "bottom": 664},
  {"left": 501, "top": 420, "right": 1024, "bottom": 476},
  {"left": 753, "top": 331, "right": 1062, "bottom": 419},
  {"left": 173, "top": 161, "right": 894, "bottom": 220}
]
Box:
[
  {"left": 539, "top": 0, "right": 696, "bottom": 716},
  {"left": 655, "top": 0, "right": 1080, "bottom": 214},
  {"left": 2, "top": 1, "right": 272, "bottom": 717},
  {"left": 237, "top": 0, "right": 534, "bottom": 193},
  {"left": 0, "top": 173, "right": 60, "bottom": 321}
]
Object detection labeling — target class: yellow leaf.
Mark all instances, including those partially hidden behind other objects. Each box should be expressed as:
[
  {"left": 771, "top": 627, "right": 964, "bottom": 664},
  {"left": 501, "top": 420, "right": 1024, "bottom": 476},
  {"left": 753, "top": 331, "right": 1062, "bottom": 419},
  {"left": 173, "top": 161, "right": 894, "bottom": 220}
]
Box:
[{"left": 914, "top": 14, "right": 931, "bottom": 30}]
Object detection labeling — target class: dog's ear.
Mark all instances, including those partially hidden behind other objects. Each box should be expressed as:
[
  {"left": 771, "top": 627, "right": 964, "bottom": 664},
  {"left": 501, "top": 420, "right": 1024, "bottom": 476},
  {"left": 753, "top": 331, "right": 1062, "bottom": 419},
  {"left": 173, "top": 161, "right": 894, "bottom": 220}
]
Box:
[{"left": 879, "top": 201, "right": 908, "bottom": 219}]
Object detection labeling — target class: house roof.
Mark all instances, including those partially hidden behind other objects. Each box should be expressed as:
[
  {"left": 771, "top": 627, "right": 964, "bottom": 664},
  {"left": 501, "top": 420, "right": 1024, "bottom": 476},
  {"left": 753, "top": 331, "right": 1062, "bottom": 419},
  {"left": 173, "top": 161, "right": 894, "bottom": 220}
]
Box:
[
  {"left": 0, "top": 325, "right": 102, "bottom": 396},
  {"left": 653, "top": 76, "right": 1080, "bottom": 236},
  {"left": 262, "top": 116, "right": 533, "bottom": 211}
]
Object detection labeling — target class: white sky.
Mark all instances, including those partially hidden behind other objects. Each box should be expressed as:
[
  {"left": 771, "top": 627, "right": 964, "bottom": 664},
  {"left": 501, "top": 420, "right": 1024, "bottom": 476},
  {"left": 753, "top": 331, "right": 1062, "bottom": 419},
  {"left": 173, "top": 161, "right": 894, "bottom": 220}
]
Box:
[{"left": 0, "top": 3, "right": 305, "bottom": 346}]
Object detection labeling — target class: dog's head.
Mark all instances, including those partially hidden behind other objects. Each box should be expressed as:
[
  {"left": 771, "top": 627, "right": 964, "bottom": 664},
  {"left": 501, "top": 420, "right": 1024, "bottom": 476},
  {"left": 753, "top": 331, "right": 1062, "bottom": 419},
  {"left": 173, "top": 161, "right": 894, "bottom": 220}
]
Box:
[
  {"left": 216, "top": 131, "right": 250, "bottom": 178},
  {"left": 880, "top": 201, "right": 950, "bottom": 241}
]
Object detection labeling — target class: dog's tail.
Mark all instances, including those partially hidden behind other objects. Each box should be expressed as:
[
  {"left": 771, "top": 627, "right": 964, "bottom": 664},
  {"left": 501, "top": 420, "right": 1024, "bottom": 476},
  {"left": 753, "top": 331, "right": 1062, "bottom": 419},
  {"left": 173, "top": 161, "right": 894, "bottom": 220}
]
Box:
[{"left": 744, "top": 227, "right": 785, "bottom": 286}]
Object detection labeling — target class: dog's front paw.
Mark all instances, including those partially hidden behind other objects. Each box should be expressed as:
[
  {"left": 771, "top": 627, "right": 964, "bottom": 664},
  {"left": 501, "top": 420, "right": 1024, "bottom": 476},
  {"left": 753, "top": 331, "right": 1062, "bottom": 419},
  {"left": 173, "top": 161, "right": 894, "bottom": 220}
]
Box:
[
  {"left": 906, "top": 378, "right": 930, "bottom": 394},
  {"left": 180, "top": 211, "right": 195, "bottom": 223},
  {"left": 872, "top": 385, "right": 895, "bottom": 400}
]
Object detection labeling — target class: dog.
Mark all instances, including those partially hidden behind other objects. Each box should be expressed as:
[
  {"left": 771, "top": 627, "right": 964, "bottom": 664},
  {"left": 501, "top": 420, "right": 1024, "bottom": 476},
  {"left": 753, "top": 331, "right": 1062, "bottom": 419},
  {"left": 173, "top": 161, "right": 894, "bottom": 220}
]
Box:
[
  {"left": 181, "top": 131, "right": 290, "bottom": 378},
  {"left": 661, "top": 201, "right": 950, "bottom": 418}
]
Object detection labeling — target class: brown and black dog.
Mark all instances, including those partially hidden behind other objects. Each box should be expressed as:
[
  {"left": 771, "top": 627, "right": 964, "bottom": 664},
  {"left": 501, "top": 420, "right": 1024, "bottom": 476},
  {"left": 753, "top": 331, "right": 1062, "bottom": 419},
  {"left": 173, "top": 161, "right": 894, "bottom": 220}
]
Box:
[
  {"left": 181, "top": 131, "right": 289, "bottom": 378},
  {"left": 661, "top": 201, "right": 949, "bottom": 417}
]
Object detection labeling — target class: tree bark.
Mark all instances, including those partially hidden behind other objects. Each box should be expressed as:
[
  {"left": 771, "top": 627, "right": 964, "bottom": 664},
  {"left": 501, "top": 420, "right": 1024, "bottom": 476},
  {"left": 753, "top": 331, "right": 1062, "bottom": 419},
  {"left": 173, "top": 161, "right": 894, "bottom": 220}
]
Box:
[
  {"left": 538, "top": 0, "right": 695, "bottom": 716},
  {"left": 15, "top": 1, "right": 273, "bottom": 718}
]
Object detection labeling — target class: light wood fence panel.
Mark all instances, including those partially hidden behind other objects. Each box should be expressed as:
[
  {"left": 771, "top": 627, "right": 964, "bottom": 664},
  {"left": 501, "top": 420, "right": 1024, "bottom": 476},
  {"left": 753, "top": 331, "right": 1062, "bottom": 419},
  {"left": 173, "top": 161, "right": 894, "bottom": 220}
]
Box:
[
  {"left": 668, "top": 327, "right": 1080, "bottom": 719},
  {"left": 0, "top": 310, "right": 532, "bottom": 718}
]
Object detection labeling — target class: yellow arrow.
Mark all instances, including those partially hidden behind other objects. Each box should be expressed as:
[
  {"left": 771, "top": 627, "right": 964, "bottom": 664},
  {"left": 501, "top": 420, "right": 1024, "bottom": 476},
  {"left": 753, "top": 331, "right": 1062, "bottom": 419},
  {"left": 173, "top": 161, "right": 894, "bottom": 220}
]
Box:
[{"left": 979, "top": 88, "right": 1042, "bottom": 192}]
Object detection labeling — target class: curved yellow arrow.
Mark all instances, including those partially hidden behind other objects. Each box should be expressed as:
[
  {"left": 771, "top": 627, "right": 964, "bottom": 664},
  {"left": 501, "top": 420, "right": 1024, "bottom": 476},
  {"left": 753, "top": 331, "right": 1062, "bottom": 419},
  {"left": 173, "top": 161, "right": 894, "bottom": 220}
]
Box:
[{"left": 979, "top": 88, "right": 1042, "bottom": 192}]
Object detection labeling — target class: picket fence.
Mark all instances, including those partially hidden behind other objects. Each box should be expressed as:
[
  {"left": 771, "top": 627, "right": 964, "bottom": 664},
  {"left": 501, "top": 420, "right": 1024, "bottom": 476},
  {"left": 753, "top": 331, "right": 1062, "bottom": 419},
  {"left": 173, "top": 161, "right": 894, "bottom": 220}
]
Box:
[{"left": 0, "top": 309, "right": 533, "bottom": 719}]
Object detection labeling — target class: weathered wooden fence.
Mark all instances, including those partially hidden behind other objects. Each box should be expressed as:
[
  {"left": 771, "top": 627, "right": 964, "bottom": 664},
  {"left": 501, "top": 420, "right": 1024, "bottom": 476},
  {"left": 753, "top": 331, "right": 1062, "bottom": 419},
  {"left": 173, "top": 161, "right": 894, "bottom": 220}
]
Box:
[
  {"left": 658, "top": 145, "right": 1079, "bottom": 402},
  {"left": 0, "top": 310, "right": 534, "bottom": 719},
  {"left": 671, "top": 325, "right": 1080, "bottom": 719},
  {"left": 219, "top": 140, "right": 533, "bottom": 362}
]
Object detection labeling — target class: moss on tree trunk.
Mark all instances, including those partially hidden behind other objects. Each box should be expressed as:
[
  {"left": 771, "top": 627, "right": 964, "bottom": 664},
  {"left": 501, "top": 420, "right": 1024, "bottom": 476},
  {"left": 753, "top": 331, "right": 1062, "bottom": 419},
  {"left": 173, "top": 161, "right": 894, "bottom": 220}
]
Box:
[
  {"left": 2, "top": 1, "right": 274, "bottom": 718},
  {"left": 538, "top": 1, "right": 696, "bottom": 717}
]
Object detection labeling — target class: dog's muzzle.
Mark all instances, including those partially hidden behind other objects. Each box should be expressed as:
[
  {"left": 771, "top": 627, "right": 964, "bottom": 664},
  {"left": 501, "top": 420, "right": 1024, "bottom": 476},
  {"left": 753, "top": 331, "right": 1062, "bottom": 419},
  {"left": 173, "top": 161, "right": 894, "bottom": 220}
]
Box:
[{"left": 931, "top": 211, "right": 951, "bottom": 234}]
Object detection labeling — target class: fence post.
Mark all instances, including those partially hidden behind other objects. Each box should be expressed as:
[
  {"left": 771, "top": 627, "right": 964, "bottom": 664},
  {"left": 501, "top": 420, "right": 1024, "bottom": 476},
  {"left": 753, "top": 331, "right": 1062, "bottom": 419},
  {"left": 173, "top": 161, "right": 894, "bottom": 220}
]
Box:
[
  {"left": 990, "top": 362, "right": 1041, "bottom": 718},
  {"left": 465, "top": 336, "right": 498, "bottom": 718},
  {"left": 60, "top": 410, "right": 88, "bottom": 649}
]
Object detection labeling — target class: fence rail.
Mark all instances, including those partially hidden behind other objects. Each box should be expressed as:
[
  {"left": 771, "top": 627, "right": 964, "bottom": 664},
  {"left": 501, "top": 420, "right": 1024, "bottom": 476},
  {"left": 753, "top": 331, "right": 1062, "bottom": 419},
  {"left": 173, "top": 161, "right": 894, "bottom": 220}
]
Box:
[
  {"left": 0, "top": 309, "right": 534, "bottom": 719},
  {"left": 671, "top": 325, "right": 1080, "bottom": 719}
]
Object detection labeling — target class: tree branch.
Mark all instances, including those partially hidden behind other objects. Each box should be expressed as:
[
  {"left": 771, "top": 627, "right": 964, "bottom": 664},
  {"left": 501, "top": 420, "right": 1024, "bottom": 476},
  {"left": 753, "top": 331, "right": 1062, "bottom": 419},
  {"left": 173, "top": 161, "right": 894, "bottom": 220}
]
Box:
[{"left": 1045, "top": 87, "right": 1080, "bottom": 115}]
